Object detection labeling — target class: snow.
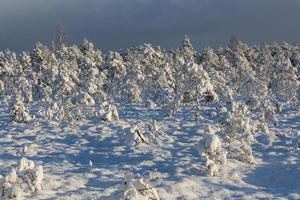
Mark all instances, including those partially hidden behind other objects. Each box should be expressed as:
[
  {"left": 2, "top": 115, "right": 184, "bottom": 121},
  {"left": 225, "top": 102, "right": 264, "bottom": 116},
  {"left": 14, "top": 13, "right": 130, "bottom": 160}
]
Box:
[{"left": 0, "top": 104, "right": 299, "bottom": 199}]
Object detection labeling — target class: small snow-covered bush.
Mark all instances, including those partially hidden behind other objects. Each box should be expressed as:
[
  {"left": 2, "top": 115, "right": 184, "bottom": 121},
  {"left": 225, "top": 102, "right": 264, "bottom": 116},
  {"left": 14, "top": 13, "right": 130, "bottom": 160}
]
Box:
[
  {"left": 43, "top": 102, "right": 71, "bottom": 122},
  {"left": 216, "top": 106, "right": 229, "bottom": 124},
  {"left": 43, "top": 103, "right": 54, "bottom": 121},
  {"left": 1, "top": 157, "right": 44, "bottom": 200},
  {"left": 145, "top": 100, "right": 157, "bottom": 109},
  {"left": 255, "top": 114, "right": 270, "bottom": 135},
  {"left": 68, "top": 106, "right": 83, "bottom": 122},
  {"left": 196, "top": 126, "right": 227, "bottom": 176},
  {"left": 47, "top": 102, "right": 65, "bottom": 122},
  {"left": 124, "top": 123, "right": 148, "bottom": 146},
  {"left": 102, "top": 104, "right": 119, "bottom": 122},
  {"left": 17, "top": 144, "right": 37, "bottom": 158},
  {"left": 0, "top": 169, "right": 22, "bottom": 200},
  {"left": 202, "top": 126, "right": 221, "bottom": 155},
  {"left": 0, "top": 80, "right": 4, "bottom": 96},
  {"left": 71, "top": 92, "right": 95, "bottom": 107},
  {"left": 295, "top": 131, "right": 300, "bottom": 149},
  {"left": 261, "top": 101, "right": 279, "bottom": 127},
  {"left": 221, "top": 104, "right": 255, "bottom": 164},
  {"left": 11, "top": 96, "right": 31, "bottom": 123},
  {"left": 18, "top": 158, "right": 44, "bottom": 192},
  {"left": 18, "top": 158, "right": 35, "bottom": 173},
  {"left": 119, "top": 172, "right": 161, "bottom": 200},
  {"left": 124, "top": 121, "right": 161, "bottom": 146}
]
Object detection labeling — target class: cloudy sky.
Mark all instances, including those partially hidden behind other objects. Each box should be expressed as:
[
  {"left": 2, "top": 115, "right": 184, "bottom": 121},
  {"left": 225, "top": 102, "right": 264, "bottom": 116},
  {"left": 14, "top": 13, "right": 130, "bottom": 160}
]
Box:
[{"left": 0, "top": 0, "right": 300, "bottom": 52}]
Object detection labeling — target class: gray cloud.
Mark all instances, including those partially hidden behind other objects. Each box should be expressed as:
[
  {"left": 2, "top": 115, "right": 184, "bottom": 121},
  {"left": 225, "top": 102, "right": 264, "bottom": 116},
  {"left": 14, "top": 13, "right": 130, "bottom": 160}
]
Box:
[{"left": 0, "top": 0, "right": 300, "bottom": 52}]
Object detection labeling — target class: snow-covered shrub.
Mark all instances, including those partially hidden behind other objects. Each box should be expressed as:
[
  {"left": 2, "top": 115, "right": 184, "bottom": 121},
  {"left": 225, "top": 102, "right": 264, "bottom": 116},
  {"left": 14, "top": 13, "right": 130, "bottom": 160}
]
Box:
[
  {"left": 43, "top": 103, "right": 55, "bottom": 121},
  {"left": 71, "top": 92, "right": 95, "bottom": 107},
  {"left": 0, "top": 169, "right": 22, "bottom": 200},
  {"left": 43, "top": 100, "right": 85, "bottom": 123},
  {"left": 18, "top": 158, "right": 44, "bottom": 192},
  {"left": 145, "top": 100, "right": 157, "bottom": 109},
  {"left": 295, "top": 131, "right": 300, "bottom": 149},
  {"left": 261, "top": 101, "right": 279, "bottom": 127},
  {"left": 0, "top": 80, "right": 5, "bottom": 97},
  {"left": 68, "top": 92, "right": 96, "bottom": 120},
  {"left": 127, "top": 82, "right": 142, "bottom": 105},
  {"left": 119, "top": 172, "right": 161, "bottom": 200},
  {"left": 221, "top": 104, "right": 255, "bottom": 164},
  {"left": 19, "top": 145, "right": 28, "bottom": 158},
  {"left": 11, "top": 96, "right": 31, "bottom": 123},
  {"left": 102, "top": 104, "right": 119, "bottom": 122},
  {"left": 18, "top": 158, "right": 35, "bottom": 172},
  {"left": 15, "top": 76, "right": 33, "bottom": 104},
  {"left": 196, "top": 126, "right": 227, "bottom": 176},
  {"left": 43, "top": 102, "right": 58, "bottom": 121},
  {"left": 67, "top": 106, "right": 83, "bottom": 122},
  {"left": 17, "top": 144, "right": 37, "bottom": 158},
  {"left": 124, "top": 123, "right": 148, "bottom": 146},
  {"left": 43, "top": 102, "right": 65, "bottom": 122},
  {"left": 124, "top": 121, "right": 161, "bottom": 146},
  {"left": 270, "top": 60, "right": 298, "bottom": 103},
  {"left": 149, "top": 120, "right": 159, "bottom": 133},
  {"left": 0, "top": 158, "right": 44, "bottom": 200},
  {"left": 104, "top": 51, "right": 126, "bottom": 97},
  {"left": 167, "top": 54, "right": 218, "bottom": 117},
  {"left": 216, "top": 106, "right": 229, "bottom": 124},
  {"left": 255, "top": 114, "right": 270, "bottom": 135}
]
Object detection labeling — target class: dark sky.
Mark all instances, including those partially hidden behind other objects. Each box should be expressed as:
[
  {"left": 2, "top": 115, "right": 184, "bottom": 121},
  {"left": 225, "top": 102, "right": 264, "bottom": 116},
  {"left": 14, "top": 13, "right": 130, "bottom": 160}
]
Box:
[{"left": 1, "top": 0, "right": 300, "bottom": 52}]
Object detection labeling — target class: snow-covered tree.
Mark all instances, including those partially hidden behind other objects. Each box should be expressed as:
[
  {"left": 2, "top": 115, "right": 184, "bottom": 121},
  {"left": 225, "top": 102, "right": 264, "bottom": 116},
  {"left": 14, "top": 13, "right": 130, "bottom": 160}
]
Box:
[
  {"left": 0, "top": 168, "right": 22, "bottom": 200},
  {"left": 196, "top": 126, "right": 227, "bottom": 176},
  {"left": 181, "top": 34, "right": 196, "bottom": 63},
  {"left": 11, "top": 96, "right": 32, "bottom": 123},
  {"left": 102, "top": 104, "right": 119, "bottom": 122},
  {"left": 18, "top": 158, "right": 44, "bottom": 192},
  {"left": 167, "top": 42, "right": 218, "bottom": 118},
  {"left": 270, "top": 57, "right": 298, "bottom": 103},
  {"left": 1, "top": 157, "right": 44, "bottom": 200},
  {"left": 104, "top": 51, "right": 126, "bottom": 96},
  {"left": 220, "top": 103, "right": 255, "bottom": 164},
  {"left": 124, "top": 120, "right": 163, "bottom": 147}
]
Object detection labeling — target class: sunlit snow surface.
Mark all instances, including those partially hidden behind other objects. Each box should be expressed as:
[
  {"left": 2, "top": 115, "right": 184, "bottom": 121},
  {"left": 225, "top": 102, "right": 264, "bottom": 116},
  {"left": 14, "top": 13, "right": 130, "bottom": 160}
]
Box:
[{"left": 0, "top": 103, "right": 299, "bottom": 199}]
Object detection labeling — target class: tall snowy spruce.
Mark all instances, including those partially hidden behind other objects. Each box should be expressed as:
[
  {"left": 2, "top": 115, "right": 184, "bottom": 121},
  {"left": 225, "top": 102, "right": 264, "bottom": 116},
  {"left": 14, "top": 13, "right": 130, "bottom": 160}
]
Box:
[{"left": 168, "top": 35, "right": 218, "bottom": 118}]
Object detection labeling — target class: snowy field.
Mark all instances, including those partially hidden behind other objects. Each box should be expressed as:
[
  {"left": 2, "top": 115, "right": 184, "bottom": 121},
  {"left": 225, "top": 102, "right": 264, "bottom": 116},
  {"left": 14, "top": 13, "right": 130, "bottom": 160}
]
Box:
[{"left": 0, "top": 103, "right": 299, "bottom": 200}]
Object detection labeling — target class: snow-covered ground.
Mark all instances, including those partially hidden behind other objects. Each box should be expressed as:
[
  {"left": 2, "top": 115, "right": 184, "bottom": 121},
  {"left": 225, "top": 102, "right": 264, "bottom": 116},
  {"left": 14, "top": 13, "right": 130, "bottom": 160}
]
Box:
[{"left": 1, "top": 103, "right": 299, "bottom": 200}]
